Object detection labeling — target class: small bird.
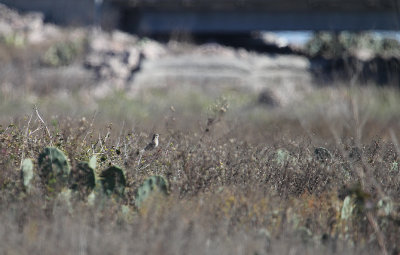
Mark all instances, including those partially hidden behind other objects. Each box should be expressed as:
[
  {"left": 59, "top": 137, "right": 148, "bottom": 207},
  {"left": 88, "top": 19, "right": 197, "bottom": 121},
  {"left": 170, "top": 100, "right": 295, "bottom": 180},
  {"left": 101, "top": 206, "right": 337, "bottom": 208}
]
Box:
[
  {"left": 137, "top": 134, "right": 159, "bottom": 168},
  {"left": 144, "top": 133, "right": 159, "bottom": 151}
]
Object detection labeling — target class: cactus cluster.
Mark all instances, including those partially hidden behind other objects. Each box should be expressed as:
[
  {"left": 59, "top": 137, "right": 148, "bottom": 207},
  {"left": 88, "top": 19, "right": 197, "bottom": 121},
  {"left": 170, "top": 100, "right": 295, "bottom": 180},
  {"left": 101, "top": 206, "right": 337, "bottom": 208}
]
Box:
[
  {"left": 22, "top": 147, "right": 127, "bottom": 200},
  {"left": 21, "top": 146, "right": 170, "bottom": 211}
]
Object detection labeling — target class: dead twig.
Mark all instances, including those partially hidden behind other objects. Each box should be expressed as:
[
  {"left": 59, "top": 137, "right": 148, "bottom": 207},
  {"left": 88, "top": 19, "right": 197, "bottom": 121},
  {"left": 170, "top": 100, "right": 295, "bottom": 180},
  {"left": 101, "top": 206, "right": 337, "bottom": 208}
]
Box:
[
  {"left": 81, "top": 110, "right": 97, "bottom": 147},
  {"left": 34, "top": 105, "right": 52, "bottom": 146}
]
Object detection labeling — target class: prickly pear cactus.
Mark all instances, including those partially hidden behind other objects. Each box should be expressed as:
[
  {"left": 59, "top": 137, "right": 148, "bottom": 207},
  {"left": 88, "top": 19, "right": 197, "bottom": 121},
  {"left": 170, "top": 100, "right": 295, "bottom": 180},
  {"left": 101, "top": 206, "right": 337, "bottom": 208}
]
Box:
[
  {"left": 38, "top": 147, "right": 70, "bottom": 194},
  {"left": 21, "top": 158, "right": 34, "bottom": 192},
  {"left": 88, "top": 155, "right": 97, "bottom": 170},
  {"left": 314, "top": 147, "right": 332, "bottom": 163},
  {"left": 348, "top": 147, "right": 362, "bottom": 163},
  {"left": 341, "top": 196, "right": 355, "bottom": 220},
  {"left": 275, "top": 149, "right": 290, "bottom": 166},
  {"left": 135, "top": 175, "right": 168, "bottom": 208},
  {"left": 70, "top": 160, "right": 96, "bottom": 196},
  {"left": 377, "top": 196, "right": 394, "bottom": 216},
  {"left": 100, "top": 166, "right": 126, "bottom": 197}
]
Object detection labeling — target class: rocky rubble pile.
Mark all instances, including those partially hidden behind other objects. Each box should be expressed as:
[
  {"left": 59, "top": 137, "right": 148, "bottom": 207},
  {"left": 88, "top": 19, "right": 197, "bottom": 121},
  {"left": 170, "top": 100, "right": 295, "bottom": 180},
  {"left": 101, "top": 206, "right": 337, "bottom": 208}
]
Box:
[
  {"left": 0, "top": 4, "right": 61, "bottom": 45},
  {"left": 133, "top": 44, "right": 313, "bottom": 106},
  {"left": 84, "top": 31, "right": 167, "bottom": 90},
  {"left": 0, "top": 3, "right": 314, "bottom": 107},
  {"left": 84, "top": 32, "right": 313, "bottom": 106}
]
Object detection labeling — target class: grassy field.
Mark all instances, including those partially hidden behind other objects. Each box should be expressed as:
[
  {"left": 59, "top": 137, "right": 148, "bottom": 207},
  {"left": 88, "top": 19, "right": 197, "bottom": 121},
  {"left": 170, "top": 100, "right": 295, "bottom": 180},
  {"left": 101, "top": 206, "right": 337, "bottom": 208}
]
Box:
[
  {"left": 1, "top": 6, "right": 400, "bottom": 253},
  {"left": 1, "top": 83, "right": 400, "bottom": 255}
]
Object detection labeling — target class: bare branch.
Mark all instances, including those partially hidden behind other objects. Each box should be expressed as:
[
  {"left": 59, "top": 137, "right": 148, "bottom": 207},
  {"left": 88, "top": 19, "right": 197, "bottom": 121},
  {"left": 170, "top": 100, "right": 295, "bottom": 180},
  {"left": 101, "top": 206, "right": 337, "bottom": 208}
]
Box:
[{"left": 34, "top": 105, "right": 52, "bottom": 146}]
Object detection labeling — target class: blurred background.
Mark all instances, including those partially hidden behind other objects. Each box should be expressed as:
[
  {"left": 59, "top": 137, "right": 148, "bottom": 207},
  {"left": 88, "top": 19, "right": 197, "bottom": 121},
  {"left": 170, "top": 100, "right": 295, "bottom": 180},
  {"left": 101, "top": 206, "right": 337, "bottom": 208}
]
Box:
[{"left": 1, "top": 0, "right": 400, "bottom": 127}]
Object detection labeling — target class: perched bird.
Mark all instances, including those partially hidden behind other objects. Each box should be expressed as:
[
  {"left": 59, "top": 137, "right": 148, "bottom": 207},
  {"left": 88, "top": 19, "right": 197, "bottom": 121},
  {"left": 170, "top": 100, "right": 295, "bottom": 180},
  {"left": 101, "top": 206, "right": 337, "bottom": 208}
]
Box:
[
  {"left": 136, "top": 134, "right": 160, "bottom": 167},
  {"left": 144, "top": 134, "right": 159, "bottom": 151}
]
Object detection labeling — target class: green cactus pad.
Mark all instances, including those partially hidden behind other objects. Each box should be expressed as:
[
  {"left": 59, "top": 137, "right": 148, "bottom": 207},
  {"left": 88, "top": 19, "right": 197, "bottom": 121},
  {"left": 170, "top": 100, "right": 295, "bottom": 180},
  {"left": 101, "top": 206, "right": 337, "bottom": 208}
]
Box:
[
  {"left": 348, "top": 147, "right": 362, "bottom": 163},
  {"left": 88, "top": 155, "right": 97, "bottom": 170},
  {"left": 341, "top": 195, "right": 355, "bottom": 220},
  {"left": 314, "top": 147, "right": 332, "bottom": 163},
  {"left": 38, "top": 147, "right": 70, "bottom": 193},
  {"left": 275, "top": 149, "right": 290, "bottom": 166},
  {"left": 21, "top": 158, "right": 34, "bottom": 191},
  {"left": 135, "top": 175, "right": 168, "bottom": 208},
  {"left": 100, "top": 166, "right": 126, "bottom": 197},
  {"left": 70, "top": 161, "right": 96, "bottom": 196},
  {"left": 377, "top": 196, "right": 394, "bottom": 216}
]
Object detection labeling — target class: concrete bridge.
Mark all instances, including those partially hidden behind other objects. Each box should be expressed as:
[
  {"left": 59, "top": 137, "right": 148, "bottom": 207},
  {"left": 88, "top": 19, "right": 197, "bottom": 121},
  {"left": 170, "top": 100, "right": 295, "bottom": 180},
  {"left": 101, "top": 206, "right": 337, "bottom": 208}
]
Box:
[{"left": 2, "top": 0, "right": 400, "bottom": 33}]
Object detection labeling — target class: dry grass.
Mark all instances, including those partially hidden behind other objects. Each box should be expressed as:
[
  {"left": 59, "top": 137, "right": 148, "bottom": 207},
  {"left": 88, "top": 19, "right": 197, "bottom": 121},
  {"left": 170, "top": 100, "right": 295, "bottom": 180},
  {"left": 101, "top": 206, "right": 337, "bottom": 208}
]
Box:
[
  {"left": 1, "top": 86, "right": 400, "bottom": 255},
  {"left": 1, "top": 13, "right": 400, "bottom": 254}
]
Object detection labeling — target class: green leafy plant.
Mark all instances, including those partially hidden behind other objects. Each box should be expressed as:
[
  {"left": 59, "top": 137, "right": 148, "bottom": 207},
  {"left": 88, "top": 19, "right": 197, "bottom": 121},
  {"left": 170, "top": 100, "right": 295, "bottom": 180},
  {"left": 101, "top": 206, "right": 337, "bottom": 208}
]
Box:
[
  {"left": 1, "top": 32, "right": 25, "bottom": 47},
  {"left": 305, "top": 32, "right": 400, "bottom": 58},
  {"left": 42, "top": 40, "right": 84, "bottom": 67}
]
